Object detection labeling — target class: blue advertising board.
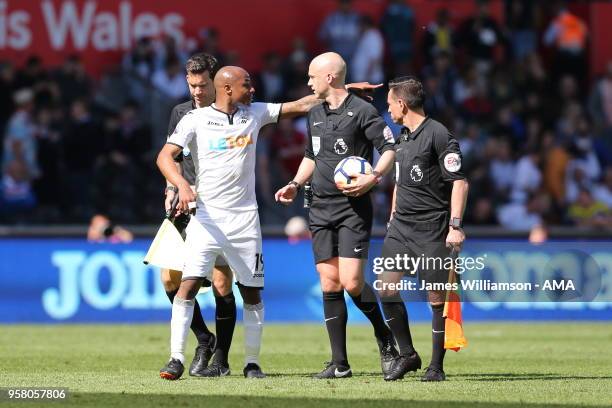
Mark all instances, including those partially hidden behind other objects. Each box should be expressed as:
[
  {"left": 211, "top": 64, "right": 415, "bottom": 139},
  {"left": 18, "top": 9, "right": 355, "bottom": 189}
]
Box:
[{"left": 0, "top": 238, "right": 610, "bottom": 323}]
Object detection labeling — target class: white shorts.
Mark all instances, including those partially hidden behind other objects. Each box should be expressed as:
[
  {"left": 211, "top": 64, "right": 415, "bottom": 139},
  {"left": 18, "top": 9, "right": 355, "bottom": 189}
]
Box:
[{"left": 182, "top": 209, "right": 264, "bottom": 288}]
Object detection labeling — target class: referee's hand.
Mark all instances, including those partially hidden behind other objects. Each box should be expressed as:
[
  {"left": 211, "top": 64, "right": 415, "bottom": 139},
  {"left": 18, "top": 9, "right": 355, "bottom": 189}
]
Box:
[
  {"left": 339, "top": 173, "right": 377, "bottom": 197},
  {"left": 275, "top": 184, "right": 298, "bottom": 205},
  {"left": 446, "top": 227, "right": 465, "bottom": 253}
]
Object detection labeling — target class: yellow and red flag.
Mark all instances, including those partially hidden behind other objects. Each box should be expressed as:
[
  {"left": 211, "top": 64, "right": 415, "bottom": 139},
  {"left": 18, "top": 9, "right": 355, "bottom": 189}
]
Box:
[{"left": 444, "top": 270, "right": 467, "bottom": 351}]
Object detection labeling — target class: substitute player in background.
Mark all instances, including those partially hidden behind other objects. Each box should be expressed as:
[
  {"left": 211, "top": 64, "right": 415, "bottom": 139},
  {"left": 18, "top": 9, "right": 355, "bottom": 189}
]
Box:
[
  {"left": 162, "top": 53, "right": 235, "bottom": 378},
  {"left": 275, "top": 52, "right": 398, "bottom": 379},
  {"left": 157, "top": 65, "right": 329, "bottom": 380},
  {"left": 378, "top": 76, "right": 468, "bottom": 382}
]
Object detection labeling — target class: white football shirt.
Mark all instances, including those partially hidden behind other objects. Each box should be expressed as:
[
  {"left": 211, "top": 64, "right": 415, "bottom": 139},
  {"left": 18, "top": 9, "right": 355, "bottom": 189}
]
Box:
[{"left": 168, "top": 102, "right": 281, "bottom": 212}]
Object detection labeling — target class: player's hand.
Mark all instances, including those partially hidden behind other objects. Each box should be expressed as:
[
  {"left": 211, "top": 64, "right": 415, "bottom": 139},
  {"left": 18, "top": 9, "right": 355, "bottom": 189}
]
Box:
[
  {"left": 275, "top": 184, "right": 298, "bottom": 205},
  {"left": 340, "top": 173, "right": 377, "bottom": 197},
  {"left": 345, "top": 82, "right": 383, "bottom": 102},
  {"left": 177, "top": 183, "right": 196, "bottom": 214},
  {"left": 446, "top": 227, "right": 465, "bottom": 253}
]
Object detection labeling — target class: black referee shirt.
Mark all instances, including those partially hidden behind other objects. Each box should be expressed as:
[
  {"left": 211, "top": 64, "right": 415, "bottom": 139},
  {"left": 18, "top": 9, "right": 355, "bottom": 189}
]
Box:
[
  {"left": 394, "top": 117, "right": 466, "bottom": 218},
  {"left": 167, "top": 100, "right": 197, "bottom": 185},
  {"left": 305, "top": 93, "right": 394, "bottom": 198}
]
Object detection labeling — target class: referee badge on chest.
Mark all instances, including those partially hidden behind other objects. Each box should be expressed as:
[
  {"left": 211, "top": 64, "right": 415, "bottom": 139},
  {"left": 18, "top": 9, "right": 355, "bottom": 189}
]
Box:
[
  {"left": 334, "top": 138, "right": 348, "bottom": 155},
  {"left": 410, "top": 164, "right": 423, "bottom": 182},
  {"left": 312, "top": 136, "right": 321, "bottom": 156}
]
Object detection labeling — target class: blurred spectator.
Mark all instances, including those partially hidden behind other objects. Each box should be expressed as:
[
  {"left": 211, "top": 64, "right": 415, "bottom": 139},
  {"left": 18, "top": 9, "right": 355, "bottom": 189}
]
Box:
[
  {"left": 542, "top": 130, "right": 570, "bottom": 206},
  {"left": 0, "top": 62, "right": 16, "bottom": 131},
  {"left": 489, "top": 138, "right": 515, "bottom": 201},
  {"left": 33, "top": 106, "right": 63, "bottom": 215},
  {"left": 422, "top": 50, "right": 458, "bottom": 104},
  {"left": 457, "top": 0, "right": 508, "bottom": 74},
  {"left": 154, "top": 36, "right": 188, "bottom": 71},
  {"left": 318, "top": 0, "right": 361, "bottom": 67},
  {"left": 284, "top": 38, "right": 311, "bottom": 93},
  {"left": 590, "top": 61, "right": 612, "bottom": 129},
  {"left": 198, "top": 28, "right": 227, "bottom": 67},
  {"left": 0, "top": 155, "right": 36, "bottom": 220},
  {"left": 152, "top": 57, "right": 189, "bottom": 100},
  {"left": 351, "top": 15, "right": 385, "bottom": 109},
  {"left": 380, "top": 0, "right": 415, "bottom": 74},
  {"left": 351, "top": 15, "right": 385, "bottom": 84},
  {"left": 122, "top": 37, "right": 156, "bottom": 81},
  {"left": 284, "top": 216, "right": 310, "bottom": 244},
  {"left": 61, "top": 99, "right": 104, "bottom": 220},
  {"left": 543, "top": 1, "right": 588, "bottom": 83},
  {"left": 565, "top": 124, "right": 601, "bottom": 203},
  {"left": 511, "top": 147, "right": 542, "bottom": 203},
  {"left": 498, "top": 191, "right": 550, "bottom": 231},
  {"left": 87, "top": 214, "right": 133, "bottom": 243},
  {"left": 14, "top": 56, "right": 46, "bottom": 90},
  {"left": 423, "top": 9, "right": 455, "bottom": 64},
  {"left": 255, "top": 52, "right": 285, "bottom": 103},
  {"left": 592, "top": 166, "right": 612, "bottom": 209},
  {"left": 504, "top": 0, "right": 538, "bottom": 60},
  {"left": 3, "top": 89, "right": 39, "bottom": 178},
  {"left": 52, "top": 55, "right": 91, "bottom": 108},
  {"left": 567, "top": 188, "right": 611, "bottom": 229}
]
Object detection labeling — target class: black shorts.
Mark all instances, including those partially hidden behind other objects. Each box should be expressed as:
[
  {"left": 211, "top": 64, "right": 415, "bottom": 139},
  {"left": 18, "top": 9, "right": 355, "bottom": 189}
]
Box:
[
  {"left": 381, "top": 210, "right": 451, "bottom": 284},
  {"left": 309, "top": 195, "right": 373, "bottom": 263}
]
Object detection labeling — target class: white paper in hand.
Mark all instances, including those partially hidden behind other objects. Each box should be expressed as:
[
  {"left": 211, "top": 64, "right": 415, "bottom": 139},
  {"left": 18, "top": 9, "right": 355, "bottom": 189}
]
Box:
[{"left": 143, "top": 219, "right": 186, "bottom": 271}]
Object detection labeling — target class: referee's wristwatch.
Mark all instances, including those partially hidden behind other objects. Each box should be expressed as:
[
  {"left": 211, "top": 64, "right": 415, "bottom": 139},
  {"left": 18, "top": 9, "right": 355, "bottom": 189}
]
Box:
[
  {"left": 449, "top": 217, "right": 463, "bottom": 230},
  {"left": 288, "top": 180, "right": 301, "bottom": 191}
]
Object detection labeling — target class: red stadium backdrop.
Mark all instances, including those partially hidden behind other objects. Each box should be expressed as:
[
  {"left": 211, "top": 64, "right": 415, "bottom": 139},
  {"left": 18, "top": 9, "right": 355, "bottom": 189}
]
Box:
[
  {"left": 0, "top": 0, "right": 501, "bottom": 76},
  {"left": 0, "top": 0, "right": 610, "bottom": 77}
]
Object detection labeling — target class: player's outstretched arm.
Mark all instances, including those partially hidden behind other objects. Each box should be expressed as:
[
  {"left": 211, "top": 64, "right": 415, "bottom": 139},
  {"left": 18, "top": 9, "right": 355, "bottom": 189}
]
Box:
[
  {"left": 156, "top": 144, "right": 195, "bottom": 213},
  {"left": 274, "top": 157, "right": 315, "bottom": 205},
  {"left": 279, "top": 82, "right": 383, "bottom": 119},
  {"left": 280, "top": 95, "right": 321, "bottom": 119}
]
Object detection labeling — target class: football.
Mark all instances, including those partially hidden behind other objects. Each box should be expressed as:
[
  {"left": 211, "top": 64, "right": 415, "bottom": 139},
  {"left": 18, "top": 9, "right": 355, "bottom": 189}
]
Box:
[{"left": 333, "top": 156, "right": 373, "bottom": 188}]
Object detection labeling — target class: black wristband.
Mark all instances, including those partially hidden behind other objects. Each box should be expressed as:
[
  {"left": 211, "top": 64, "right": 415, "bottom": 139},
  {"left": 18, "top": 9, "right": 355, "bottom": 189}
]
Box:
[
  {"left": 165, "top": 186, "right": 178, "bottom": 194},
  {"left": 288, "top": 180, "right": 301, "bottom": 191}
]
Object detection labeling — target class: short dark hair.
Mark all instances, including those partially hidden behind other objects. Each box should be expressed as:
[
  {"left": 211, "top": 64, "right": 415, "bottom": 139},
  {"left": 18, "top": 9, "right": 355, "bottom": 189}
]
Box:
[
  {"left": 185, "top": 53, "right": 219, "bottom": 78},
  {"left": 388, "top": 76, "right": 426, "bottom": 110}
]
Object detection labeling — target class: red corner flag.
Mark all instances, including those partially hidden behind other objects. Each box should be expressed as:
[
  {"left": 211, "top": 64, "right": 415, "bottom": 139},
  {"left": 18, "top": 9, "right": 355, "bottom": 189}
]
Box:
[{"left": 443, "top": 269, "right": 467, "bottom": 351}]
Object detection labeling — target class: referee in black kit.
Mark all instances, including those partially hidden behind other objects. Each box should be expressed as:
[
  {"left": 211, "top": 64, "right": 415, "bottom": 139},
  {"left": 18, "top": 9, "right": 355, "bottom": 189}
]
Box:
[
  {"left": 161, "top": 53, "right": 238, "bottom": 377},
  {"left": 377, "top": 76, "right": 469, "bottom": 382},
  {"left": 275, "top": 52, "right": 398, "bottom": 379}
]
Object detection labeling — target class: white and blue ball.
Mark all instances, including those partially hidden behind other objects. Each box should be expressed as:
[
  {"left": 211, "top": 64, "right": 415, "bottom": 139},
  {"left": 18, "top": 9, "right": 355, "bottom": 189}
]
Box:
[{"left": 333, "top": 156, "right": 373, "bottom": 188}]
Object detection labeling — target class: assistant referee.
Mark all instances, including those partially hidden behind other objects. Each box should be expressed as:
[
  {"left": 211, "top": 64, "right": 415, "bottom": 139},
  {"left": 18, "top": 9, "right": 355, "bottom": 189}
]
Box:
[{"left": 377, "top": 76, "right": 469, "bottom": 382}]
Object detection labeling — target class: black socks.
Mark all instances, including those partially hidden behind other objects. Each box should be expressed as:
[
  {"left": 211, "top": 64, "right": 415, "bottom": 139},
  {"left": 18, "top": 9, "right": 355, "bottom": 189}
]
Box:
[
  {"left": 350, "top": 283, "right": 392, "bottom": 340},
  {"left": 213, "top": 292, "right": 237, "bottom": 365},
  {"left": 323, "top": 291, "right": 349, "bottom": 367},
  {"left": 381, "top": 294, "right": 415, "bottom": 356},
  {"left": 430, "top": 303, "right": 446, "bottom": 370}
]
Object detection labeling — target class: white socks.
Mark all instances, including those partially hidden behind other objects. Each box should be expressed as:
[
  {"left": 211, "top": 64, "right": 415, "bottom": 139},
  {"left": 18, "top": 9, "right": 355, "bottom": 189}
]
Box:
[
  {"left": 170, "top": 296, "right": 195, "bottom": 364},
  {"left": 243, "top": 302, "right": 264, "bottom": 366}
]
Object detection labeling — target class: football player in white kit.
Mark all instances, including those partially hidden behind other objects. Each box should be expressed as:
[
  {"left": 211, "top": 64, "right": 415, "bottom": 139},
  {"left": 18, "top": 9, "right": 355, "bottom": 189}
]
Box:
[{"left": 156, "top": 66, "right": 324, "bottom": 380}]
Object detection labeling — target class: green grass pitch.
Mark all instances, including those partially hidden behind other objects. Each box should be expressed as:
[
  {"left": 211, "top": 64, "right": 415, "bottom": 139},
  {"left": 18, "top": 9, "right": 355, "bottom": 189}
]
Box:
[{"left": 0, "top": 323, "right": 611, "bottom": 407}]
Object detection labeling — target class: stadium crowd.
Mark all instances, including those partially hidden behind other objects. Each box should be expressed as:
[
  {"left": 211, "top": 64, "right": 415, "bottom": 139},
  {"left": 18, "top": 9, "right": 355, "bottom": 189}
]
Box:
[{"left": 1, "top": 0, "right": 611, "bottom": 231}]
